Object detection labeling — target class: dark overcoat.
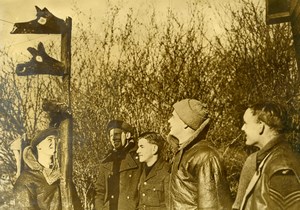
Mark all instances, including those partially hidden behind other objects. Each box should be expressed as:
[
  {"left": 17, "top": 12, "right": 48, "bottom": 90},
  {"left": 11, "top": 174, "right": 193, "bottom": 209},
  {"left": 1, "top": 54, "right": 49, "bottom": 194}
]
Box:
[{"left": 94, "top": 143, "right": 142, "bottom": 210}]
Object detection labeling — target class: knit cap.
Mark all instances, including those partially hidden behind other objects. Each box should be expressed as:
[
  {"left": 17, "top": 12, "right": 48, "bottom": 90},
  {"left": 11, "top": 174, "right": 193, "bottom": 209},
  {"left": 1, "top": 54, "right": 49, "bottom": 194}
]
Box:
[
  {"left": 31, "top": 127, "right": 58, "bottom": 147},
  {"left": 173, "top": 99, "right": 209, "bottom": 130}
]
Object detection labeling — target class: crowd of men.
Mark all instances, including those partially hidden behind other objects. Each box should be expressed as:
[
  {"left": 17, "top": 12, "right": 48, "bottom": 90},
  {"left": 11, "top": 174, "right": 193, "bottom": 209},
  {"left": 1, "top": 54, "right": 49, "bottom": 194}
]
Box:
[{"left": 13, "top": 99, "right": 300, "bottom": 209}]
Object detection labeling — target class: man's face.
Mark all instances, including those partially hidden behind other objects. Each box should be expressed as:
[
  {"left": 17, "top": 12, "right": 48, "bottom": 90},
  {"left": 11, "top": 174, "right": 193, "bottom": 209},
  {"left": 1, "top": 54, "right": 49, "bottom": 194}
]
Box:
[
  {"left": 241, "top": 108, "right": 263, "bottom": 147},
  {"left": 137, "top": 138, "right": 156, "bottom": 164},
  {"left": 36, "top": 135, "right": 57, "bottom": 156},
  {"left": 109, "top": 128, "right": 127, "bottom": 150},
  {"left": 168, "top": 110, "right": 186, "bottom": 139}
]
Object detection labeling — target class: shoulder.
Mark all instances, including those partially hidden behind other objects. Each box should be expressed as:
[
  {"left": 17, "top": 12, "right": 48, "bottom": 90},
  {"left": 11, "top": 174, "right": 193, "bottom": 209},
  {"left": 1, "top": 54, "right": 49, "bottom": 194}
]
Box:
[
  {"left": 189, "top": 140, "right": 221, "bottom": 160},
  {"left": 266, "top": 142, "right": 300, "bottom": 174}
]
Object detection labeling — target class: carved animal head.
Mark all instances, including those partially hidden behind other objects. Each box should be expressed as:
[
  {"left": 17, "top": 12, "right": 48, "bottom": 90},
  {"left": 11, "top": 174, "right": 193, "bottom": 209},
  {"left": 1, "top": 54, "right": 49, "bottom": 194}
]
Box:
[
  {"left": 16, "top": 42, "right": 65, "bottom": 76},
  {"left": 11, "top": 6, "right": 66, "bottom": 34}
]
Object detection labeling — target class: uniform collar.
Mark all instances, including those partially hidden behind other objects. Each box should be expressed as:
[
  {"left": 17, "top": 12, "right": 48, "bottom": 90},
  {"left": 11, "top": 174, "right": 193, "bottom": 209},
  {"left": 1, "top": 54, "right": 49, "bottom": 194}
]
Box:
[
  {"left": 256, "top": 135, "right": 283, "bottom": 168},
  {"left": 143, "top": 157, "right": 165, "bottom": 181}
]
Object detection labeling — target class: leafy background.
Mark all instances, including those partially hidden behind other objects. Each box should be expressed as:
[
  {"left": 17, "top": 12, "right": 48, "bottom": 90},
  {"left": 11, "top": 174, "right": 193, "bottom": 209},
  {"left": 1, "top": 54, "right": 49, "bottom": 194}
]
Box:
[{"left": 1, "top": 0, "right": 300, "bottom": 209}]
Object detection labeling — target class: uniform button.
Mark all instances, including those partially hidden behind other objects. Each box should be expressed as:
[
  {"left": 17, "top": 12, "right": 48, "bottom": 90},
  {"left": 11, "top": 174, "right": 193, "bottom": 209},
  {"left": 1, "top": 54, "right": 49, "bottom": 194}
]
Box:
[
  {"left": 142, "top": 193, "right": 146, "bottom": 197},
  {"left": 111, "top": 195, "right": 114, "bottom": 199},
  {"left": 153, "top": 188, "right": 156, "bottom": 191},
  {"left": 127, "top": 196, "right": 130, "bottom": 199},
  {"left": 144, "top": 182, "right": 147, "bottom": 185},
  {"left": 129, "top": 174, "right": 132, "bottom": 178}
]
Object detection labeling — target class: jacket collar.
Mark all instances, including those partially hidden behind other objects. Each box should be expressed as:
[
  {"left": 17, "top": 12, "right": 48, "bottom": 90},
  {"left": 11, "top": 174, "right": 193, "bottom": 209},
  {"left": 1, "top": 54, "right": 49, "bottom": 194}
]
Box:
[
  {"left": 256, "top": 135, "right": 283, "bottom": 168},
  {"left": 143, "top": 157, "right": 165, "bottom": 181},
  {"left": 171, "top": 118, "right": 210, "bottom": 170},
  {"left": 102, "top": 143, "right": 139, "bottom": 172},
  {"left": 23, "top": 146, "right": 60, "bottom": 185},
  {"left": 177, "top": 118, "right": 210, "bottom": 151}
]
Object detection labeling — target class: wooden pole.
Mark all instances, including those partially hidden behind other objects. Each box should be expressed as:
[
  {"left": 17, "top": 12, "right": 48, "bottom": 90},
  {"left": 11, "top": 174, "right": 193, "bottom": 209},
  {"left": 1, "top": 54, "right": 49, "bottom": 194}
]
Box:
[
  {"left": 60, "top": 17, "right": 74, "bottom": 210},
  {"left": 290, "top": 0, "right": 300, "bottom": 79}
]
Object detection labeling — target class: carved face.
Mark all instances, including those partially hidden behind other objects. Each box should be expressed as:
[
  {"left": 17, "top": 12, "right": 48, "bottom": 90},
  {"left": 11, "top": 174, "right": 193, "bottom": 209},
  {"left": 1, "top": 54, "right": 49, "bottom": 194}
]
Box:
[{"left": 36, "top": 135, "right": 57, "bottom": 156}]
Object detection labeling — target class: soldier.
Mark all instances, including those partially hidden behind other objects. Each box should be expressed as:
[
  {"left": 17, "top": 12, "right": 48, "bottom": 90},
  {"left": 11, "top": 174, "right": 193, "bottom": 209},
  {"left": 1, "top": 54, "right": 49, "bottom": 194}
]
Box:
[
  {"left": 238, "top": 102, "right": 300, "bottom": 210},
  {"left": 136, "top": 132, "right": 170, "bottom": 210},
  {"left": 94, "top": 120, "right": 141, "bottom": 210},
  {"left": 168, "top": 99, "right": 232, "bottom": 209}
]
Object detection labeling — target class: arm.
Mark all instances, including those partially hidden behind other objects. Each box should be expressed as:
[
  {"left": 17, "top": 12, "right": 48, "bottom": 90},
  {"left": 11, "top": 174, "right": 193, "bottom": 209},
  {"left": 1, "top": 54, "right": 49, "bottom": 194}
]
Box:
[
  {"left": 163, "top": 170, "right": 170, "bottom": 209},
  {"left": 93, "top": 165, "right": 107, "bottom": 210},
  {"left": 268, "top": 169, "right": 300, "bottom": 209},
  {"left": 197, "top": 155, "right": 232, "bottom": 210}
]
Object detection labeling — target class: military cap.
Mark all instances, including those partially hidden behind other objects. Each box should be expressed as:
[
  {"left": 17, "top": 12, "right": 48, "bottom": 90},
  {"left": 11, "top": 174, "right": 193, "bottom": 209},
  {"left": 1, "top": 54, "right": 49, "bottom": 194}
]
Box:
[{"left": 106, "top": 119, "right": 134, "bottom": 134}]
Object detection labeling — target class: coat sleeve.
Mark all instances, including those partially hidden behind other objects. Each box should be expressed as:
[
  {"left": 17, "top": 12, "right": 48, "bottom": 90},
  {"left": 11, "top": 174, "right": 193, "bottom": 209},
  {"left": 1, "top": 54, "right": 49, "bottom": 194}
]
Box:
[
  {"left": 163, "top": 170, "right": 170, "bottom": 209},
  {"left": 268, "top": 169, "right": 300, "bottom": 209},
  {"left": 13, "top": 176, "right": 37, "bottom": 210},
  {"left": 196, "top": 155, "right": 232, "bottom": 210},
  {"left": 94, "top": 165, "right": 106, "bottom": 210}
]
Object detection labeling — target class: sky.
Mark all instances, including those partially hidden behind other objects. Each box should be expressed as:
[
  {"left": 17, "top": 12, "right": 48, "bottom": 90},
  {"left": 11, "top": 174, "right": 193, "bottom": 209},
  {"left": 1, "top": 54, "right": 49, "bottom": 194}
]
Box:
[{"left": 0, "top": 0, "right": 261, "bottom": 57}]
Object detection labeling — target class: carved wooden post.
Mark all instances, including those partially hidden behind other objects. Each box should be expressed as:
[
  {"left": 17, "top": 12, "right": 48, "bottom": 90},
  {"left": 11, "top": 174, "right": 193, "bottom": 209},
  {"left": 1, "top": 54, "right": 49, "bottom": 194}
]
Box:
[
  {"left": 266, "top": 0, "right": 300, "bottom": 78},
  {"left": 60, "top": 17, "right": 74, "bottom": 210},
  {"left": 290, "top": 0, "right": 300, "bottom": 79},
  {"left": 11, "top": 7, "right": 75, "bottom": 209}
]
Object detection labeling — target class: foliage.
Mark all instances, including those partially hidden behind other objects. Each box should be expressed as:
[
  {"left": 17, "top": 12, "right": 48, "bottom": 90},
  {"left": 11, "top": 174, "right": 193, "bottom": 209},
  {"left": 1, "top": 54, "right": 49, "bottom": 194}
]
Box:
[{"left": 0, "top": 0, "right": 299, "bottom": 209}]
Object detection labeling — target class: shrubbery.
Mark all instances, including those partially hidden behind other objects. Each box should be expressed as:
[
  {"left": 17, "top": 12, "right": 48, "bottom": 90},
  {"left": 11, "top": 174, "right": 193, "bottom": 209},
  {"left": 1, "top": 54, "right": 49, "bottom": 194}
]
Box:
[{"left": 1, "top": 0, "right": 299, "bottom": 209}]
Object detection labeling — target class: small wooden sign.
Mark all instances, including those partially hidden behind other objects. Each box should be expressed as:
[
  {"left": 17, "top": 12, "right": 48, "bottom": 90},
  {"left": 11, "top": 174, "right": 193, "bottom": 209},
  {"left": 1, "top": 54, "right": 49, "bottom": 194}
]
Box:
[{"left": 266, "top": 0, "right": 291, "bottom": 24}]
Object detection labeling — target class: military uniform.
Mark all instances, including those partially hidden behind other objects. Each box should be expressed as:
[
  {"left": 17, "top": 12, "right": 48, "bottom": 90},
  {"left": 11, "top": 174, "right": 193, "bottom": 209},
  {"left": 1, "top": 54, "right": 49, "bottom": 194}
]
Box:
[
  {"left": 137, "top": 158, "right": 170, "bottom": 210},
  {"left": 241, "top": 136, "right": 300, "bottom": 210},
  {"left": 94, "top": 142, "right": 142, "bottom": 210}
]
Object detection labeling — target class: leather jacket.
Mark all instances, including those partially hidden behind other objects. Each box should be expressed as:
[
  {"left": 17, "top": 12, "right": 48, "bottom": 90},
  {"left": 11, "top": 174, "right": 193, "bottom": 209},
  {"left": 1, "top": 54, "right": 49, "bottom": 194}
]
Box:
[
  {"left": 241, "top": 136, "right": 300, "bottom": 210},
  {"left": 170, "top": 119, "right": 233, "bottom": 210}
]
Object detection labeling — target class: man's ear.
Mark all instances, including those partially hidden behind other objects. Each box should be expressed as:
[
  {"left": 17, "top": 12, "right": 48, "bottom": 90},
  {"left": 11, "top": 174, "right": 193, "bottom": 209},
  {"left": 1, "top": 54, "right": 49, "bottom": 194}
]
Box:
[
  {"left": 125, "top": 132, "right": 131, "bottom": 139},
  {"left": 152, "top": 145, "right": 158, "bottom": 155},
  {"left": 259, "top": 123, "right": 265, "bottom": 135}
]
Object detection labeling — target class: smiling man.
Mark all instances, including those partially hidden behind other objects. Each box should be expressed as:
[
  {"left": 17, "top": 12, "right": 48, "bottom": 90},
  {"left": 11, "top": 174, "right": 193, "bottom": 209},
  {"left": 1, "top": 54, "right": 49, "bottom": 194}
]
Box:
[
  {"left": 94, "top": 120, "right": 142, "bottom": 210},
  {"left": 168, "top": 98, "right": 232, "bottom": 210},
  {"left": 136, "top": 132, "right": 170, "bottom": 210},
  {"left": 237, "top": 102, "right": 300, "bottom": 210}
]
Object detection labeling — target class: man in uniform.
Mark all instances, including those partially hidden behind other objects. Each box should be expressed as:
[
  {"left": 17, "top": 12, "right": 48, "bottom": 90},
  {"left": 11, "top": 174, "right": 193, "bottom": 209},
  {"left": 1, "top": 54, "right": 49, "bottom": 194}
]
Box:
[
  {"left": 238, "top": 102, "right": 300, "bottom": 210},
  {"left": 168, "top": 98, "right": 232, "bottom": 209},
  {"left": 136, "top": 132, "right": 170, "bottom": 210},
  {"left": 94, "top": 120, "right": 141, "bottom": 210}
]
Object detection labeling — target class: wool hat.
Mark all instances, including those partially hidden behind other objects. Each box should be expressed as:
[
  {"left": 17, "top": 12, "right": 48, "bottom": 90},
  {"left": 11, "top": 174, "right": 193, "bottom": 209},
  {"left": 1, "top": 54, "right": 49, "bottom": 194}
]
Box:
[
  {"left": 173, "top": 99, "right": 209, "bottom": 130},
  {"left": 31, "top": 127, "right": 58, "bottom": 147},
  {"left": 107, "top": 120, "right": 134, "bottom": 134}
]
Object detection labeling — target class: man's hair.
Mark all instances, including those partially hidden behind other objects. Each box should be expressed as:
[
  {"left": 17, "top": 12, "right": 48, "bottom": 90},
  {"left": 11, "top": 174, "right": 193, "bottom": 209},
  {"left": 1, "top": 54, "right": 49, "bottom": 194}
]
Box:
[
  {"left": 249, "top": 102, "right": 289, "bottom": 133},
  {"left": 138, "top": 132, "right": 164, "bottom": 155}
]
